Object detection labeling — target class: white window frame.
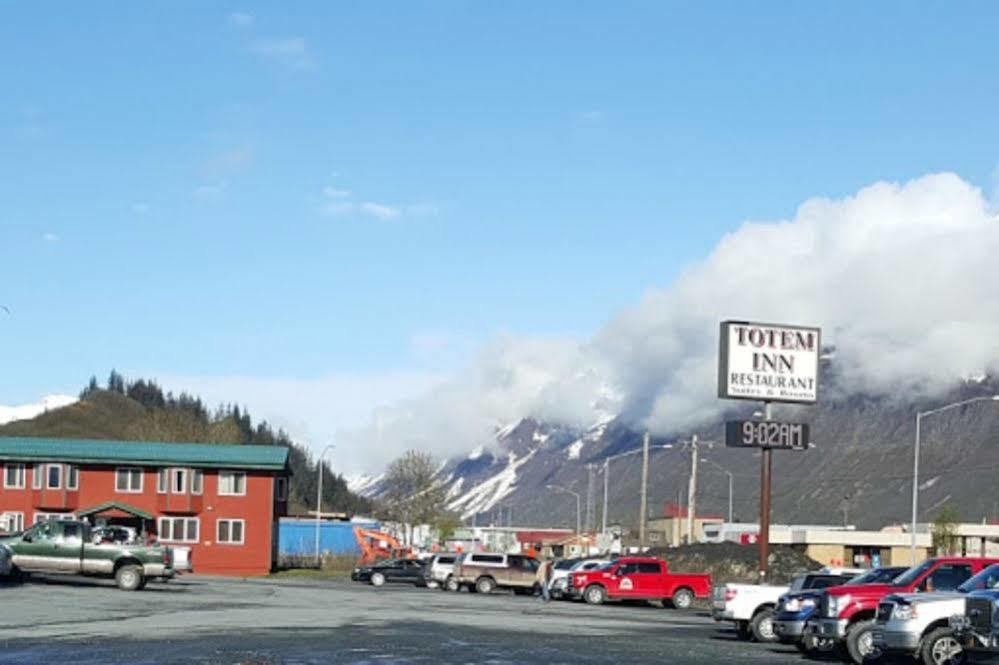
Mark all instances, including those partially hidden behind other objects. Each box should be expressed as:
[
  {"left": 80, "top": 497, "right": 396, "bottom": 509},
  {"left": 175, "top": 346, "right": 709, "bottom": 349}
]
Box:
[
  {"left": 170, "top": 468, "right": 188, "bottom": 495},
  {"left": 216, "top": 518, "right": 245, "bottom": 545},
  {"left": 4, "top": 464, "right": 25, "bottom": 489},
  {"left": 67, "top": 465, "right": 79, "bottom": 490},
  {"left": 46, "top": 463, "right": 62, "bottom": 490},
  {"left": 158, "top": 516, "right": 199, "bottom": 544},
  {"left": 32, "top": 463, "right": 43, "bottom": 489},
  {"left": 191, "top": 469, "right": 204, "bottom": 495},
  {"left": 33, "top": 512, "right": 74, "bottom": 525},
  {"left": 115, "top": 467, "right": 143, "bottom": 493},
  {"left": 275, "top": 476, "right": 288, "bottom": 501},
  {"left": 157, "top": 468, "right": 168, "bottom": 494},
  {"left": 0, "top": 511, "right": 24, "bottom": 533},
  {"left": 218, "top": 471, "right": 246, "bottom": 496}
]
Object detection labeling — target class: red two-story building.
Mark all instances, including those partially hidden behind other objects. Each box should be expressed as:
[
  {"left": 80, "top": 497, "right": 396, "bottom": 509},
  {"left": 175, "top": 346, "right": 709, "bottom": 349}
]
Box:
[{"left": 0, "top": 437, "right": 289, "bottom": 576}]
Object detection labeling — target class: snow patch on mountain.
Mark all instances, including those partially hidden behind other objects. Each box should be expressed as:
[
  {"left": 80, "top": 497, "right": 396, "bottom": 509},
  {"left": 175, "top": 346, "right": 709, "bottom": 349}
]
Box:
[
  {"left": 347, "top": 472, "right": 385, "bottom": 497},
  {"left": 0, "top": 394, "right": 77, "bottom": 426},
  {"left": 532, "top": 431, "right": 550, "bottom": 445},
  {"left": 467, "top": 446, "right": 485, "bottom": 460},
  {"left": 566, "top": 439, "right": 584, "bottom": 460},
  {"left": 446, "top": 451, "right": 536, "bottom": 519}
]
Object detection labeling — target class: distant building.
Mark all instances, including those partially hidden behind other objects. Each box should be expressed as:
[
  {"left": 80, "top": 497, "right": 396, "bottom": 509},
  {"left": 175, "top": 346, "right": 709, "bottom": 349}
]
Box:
[
  {"left": 646, "top": 502, "right": 724, "bottom": 546},
  {"left": 0, "top": 437, "right": 289, "bottom": 575}
]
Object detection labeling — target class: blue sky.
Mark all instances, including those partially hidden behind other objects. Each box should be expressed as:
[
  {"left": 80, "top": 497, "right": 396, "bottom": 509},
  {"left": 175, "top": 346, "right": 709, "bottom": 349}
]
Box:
[{"left": 3, "top": 3, "right": 999, "bottom": 463}]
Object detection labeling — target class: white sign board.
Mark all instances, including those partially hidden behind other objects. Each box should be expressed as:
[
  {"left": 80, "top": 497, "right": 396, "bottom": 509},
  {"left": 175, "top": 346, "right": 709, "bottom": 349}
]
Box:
[{"left": 718, "top": 321, "right": 820, "bottom": 404}]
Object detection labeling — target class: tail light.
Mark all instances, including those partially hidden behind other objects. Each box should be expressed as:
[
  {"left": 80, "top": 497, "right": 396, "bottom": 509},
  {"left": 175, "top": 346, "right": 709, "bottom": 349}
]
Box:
[{"left": 725, "top": 588, "right": 738, "bottom": 601}]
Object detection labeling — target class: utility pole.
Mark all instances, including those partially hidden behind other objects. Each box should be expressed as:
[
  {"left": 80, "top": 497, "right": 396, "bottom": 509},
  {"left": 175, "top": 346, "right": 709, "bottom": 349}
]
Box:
[
  {"left": 759, "top": 403, "right": 773, "bottom": 582},
  {"left": 585, "top": 464, "right": 596, "bottom": 532},
  {"left": 601, "top": 458, "right": 610, "bottom": 533},
  {"left": 638, "top": 431, "right": 650, "bottom": 549},
  {"left": 314, "top": 444, "right": 335, "bottom": 568},
  {"left": 686, "top": 434, "right": 699, "bottom": 545}
]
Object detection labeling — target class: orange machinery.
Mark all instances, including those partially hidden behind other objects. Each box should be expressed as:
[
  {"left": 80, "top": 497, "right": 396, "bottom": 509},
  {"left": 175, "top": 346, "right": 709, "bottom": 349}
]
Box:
[{"left": 353, "top": 526, "right": 411, "bottom": 565}]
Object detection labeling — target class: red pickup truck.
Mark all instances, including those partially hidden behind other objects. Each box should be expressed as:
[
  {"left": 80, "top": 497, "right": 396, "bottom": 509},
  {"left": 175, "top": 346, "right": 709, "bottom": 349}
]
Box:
[
  {"left": 567, "top": 556, "right": 711, "bottom": 609},
  {"left": 817, "top": 556, "right": 999, "bottom": 664}
]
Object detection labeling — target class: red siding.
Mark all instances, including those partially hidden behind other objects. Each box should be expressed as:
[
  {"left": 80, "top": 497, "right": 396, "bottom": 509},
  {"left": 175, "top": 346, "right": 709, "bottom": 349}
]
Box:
[{"left": 0, "top": 463, "right": 286, "bottom": 576}]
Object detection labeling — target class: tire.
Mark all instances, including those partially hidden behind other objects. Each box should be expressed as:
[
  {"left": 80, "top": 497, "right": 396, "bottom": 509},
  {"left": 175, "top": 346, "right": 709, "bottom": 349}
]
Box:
[
  {"left": 444, "top": 576, "right": 460, "bottom": 592},
  {"left": 584, "top": 584, "right": 606, "bottom": 605},
  {"left": 845, "top": 619, "right": 883, "bottom": 665},
  {"left": 670, "top": 587, "right": 694, "bottom": 610},
  {"left": 921, "top": 627, "right": 966, "bottom": 665},
  {"left": 475, "top": 576, "right": 496, "bottom": 594},
  {"left": 750, "top": 608, "right": 778, "bottom": 643},
  {"left": 736, "top": 621, "right": 752, "bottom": 640},
  {"left": 115, "top": 564, "right": 144, "bottom": 591},
  {"left": 370, "top": 572, "right": 386, "bottom": 587}
]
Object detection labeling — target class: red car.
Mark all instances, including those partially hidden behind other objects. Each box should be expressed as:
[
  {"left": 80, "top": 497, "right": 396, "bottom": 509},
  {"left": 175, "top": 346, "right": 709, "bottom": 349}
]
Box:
[
  {"left": 568, "top": 556, "right": 711, "bottom": 609},
  {"left": 816, "top": 556, "right": 999, "bottom": 664}
]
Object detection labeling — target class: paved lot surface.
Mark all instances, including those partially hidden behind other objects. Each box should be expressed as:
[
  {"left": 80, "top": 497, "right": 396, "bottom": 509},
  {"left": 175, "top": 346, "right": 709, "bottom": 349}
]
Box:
[{"left": 0, "top": 575, "right": 818, "bottom": 664}]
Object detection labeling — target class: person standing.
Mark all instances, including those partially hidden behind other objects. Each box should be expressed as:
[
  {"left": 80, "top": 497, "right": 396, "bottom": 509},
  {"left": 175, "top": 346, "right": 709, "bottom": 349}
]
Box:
[{"left": 535, "top": 558, "right": 552, "bottom": 602}]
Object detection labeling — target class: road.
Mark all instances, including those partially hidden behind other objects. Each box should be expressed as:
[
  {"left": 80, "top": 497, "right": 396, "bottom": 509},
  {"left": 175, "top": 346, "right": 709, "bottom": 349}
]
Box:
[{"left": 0, "top": 575, "right": 815, "bottom": 664}]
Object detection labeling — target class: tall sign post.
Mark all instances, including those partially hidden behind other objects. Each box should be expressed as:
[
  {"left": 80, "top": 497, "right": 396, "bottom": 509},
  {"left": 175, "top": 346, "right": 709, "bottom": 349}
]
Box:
[{"left": 718, "top": 321, "right": 820, "bottom": 582}]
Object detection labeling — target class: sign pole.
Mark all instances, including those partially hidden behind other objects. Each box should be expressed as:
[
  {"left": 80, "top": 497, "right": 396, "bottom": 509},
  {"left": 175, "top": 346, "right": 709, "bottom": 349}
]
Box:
[{"left": 758, "top": 401, "right": 772, "bottom": 582}]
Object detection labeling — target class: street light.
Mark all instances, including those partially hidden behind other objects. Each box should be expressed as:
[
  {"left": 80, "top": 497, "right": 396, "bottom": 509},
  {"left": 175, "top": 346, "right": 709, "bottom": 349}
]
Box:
[
  {"left": 315, "top": 443, "right": 336, "bottom": 567},
  {"left": 700, "top": 457, "right": 734, "bottom": 524},
  {"left": 547, "top": 484, "right": 582, "bottom": 548},
  {"left": 600, "top": 444, "right": 673, "bottom": 533},
  {"left": 911, "top": 395, "right": 999, "bottom": 563}
]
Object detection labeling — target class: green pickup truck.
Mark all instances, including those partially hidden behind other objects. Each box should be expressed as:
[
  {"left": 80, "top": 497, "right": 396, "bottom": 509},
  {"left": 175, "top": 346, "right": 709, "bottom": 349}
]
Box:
[{"left": 0, "top": 519, "right": 174, "bottom": 590}]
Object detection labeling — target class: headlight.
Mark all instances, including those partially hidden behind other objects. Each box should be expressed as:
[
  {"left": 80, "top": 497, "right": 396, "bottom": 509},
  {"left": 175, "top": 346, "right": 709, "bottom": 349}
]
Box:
[
  {"left": 892, "top": 604, "right": 917, "bottom": 621},
  {"left": 828, "top": 594, "right": 850, "bottom": 617},
  {"left": 785, "top": 598, "right": 802, "bottom": 612}
]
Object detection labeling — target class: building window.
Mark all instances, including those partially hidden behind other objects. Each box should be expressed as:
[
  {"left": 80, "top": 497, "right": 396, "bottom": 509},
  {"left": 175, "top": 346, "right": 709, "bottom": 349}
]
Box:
[
  {"left": 157, "top": 468, "right": 168, "bottom": 494},
  {"left": 0, "top": 511, "right": 24, "bottom": 533},
  {"left": 275, "top": 477, "right": 288, "bottom": 501},
  {"left": 158, "top": 517, "right": 199, "bottom": 543},
  {"left": 67, "top": 466, "right": 79, "bottom": 490},
  {"left": 191, "top": 469, "right": 204, "bottom": 495},
  {"left": 217, "top": 519, "right": 245, "bottom": 545},
  {"left": 4, "top": 464, "right": 25, "bottom": 489},
  {"left": 218, "top": 471, "right": 246, "bottom": 496},
  {"left": 32, "top": 463, "right": 43, "bottom": 489},
  {"left": 171, "top": 468, "right": 188, "bottom": 494},
  {"left": 46, "top": 464, "right": 62, "bottom": 490},
  {"left": 33, "top": 512, "right": 74, "bottom": 524},
  {"left": 115, "top": 467, "right": 143, "bottom": 493}
]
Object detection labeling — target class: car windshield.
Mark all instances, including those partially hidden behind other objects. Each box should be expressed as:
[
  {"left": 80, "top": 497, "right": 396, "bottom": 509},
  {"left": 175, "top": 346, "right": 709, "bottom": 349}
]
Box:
[
  {"left": 788, "top": 575, "right": 807, "bottom": 591},
  {"left": 847, "top": 567, "right": 905, "bottom": 585},
  {"left": 554, "top": 558, "right": 579, "bottom": 570},
  {"left": 958, "top": 564, "right": 999, "bottom": 593},
  {"left": 892, "top": 561, "right": 934, "bottom": 587}
]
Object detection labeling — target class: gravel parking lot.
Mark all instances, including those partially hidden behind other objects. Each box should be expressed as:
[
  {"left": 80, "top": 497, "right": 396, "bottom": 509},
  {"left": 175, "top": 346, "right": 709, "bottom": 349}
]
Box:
[{"left": 0, "top": 575, "right": 813, "bottom": 664}]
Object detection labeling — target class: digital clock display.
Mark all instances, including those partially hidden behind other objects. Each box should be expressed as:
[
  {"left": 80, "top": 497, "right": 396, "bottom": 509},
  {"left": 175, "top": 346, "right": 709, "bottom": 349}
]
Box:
[{"left": 725, "top": 420, "right": 810, "bottom": 449}]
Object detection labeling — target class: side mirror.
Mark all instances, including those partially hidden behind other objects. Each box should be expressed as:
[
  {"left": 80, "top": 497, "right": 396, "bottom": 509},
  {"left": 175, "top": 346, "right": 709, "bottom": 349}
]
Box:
[{"left": 21, "top": 535, "right": 32, "bottom": 543}]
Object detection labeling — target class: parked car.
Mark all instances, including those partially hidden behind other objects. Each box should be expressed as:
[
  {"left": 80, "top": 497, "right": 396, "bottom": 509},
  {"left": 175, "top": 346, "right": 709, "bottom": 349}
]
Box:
[
  {"left": 713, "top": 568, "right": 864, "bottom": 643},
  {"left": 774, "top": 567, "right": 906, "bottom": 653},
  {"left": 0, "top": 519, "right": 174, "bottom": 590},
  {"left": 949, "top": 585, "right": 999, "bottom": 661},
  {"left": 424, "top": 552, "right": 459, "bottom": 588},
  {"left": 873, "top": 563, "right": 999, "bottom": 665},
  {"left": 449, "top": 552, "right": 539, "bottom": 594},
  {"left": 351, "top": 558, "right": 427, "bottom": 587},
  {"left": 567, "top": 556, "right": 711, "bottom": 609},
  {"left": 817, "top": 557, "right": 999, "bottom": 664},
  {"left": 552, "top": 558, "right": 610, "bottom": 599}
]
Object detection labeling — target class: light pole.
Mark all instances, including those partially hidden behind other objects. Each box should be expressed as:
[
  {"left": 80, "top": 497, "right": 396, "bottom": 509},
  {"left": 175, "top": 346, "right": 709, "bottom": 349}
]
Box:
[
  {"left": 700, "top": 457, "right": 734, "bottom": 524},
  {"left": 547, "top": 484, "right": 581, "bottom": 549},
  {"left": 315, "top": 444, "right": 336, "bottom": 568},
  {"left": 600, "top": 444, "right": 674, "bottom": 533},
  {"left": 911, "top": 395, "right": 999, "bottom": 563}
]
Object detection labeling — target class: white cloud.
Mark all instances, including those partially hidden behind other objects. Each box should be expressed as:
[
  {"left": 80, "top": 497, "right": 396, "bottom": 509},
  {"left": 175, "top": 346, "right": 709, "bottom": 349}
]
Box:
[
  {"left": 358, "top": 202, "right": 400, "bottom": 220},
  {"left": 341, "top": 172, "right": 999, "bottom": 471},
  {"left": 42, "top": 232, "right": 59, "bottom": 242},
  {"left": 322, "top": 187, "right": 351, "bottom": 200},
  {"left": 228, "top": 12, "right": 254, "bottom": 27},
  {"left": 194, "top": 181, "right": 228, "bottom": 199},
  {"left": 0, "top": 395, "right": 77, "bottom": 425},
  {"left": 317, "top": 184, "right": 436, "bottom": 221},
  {"left": 251, "top": 37, "right": 314, "bottom": 70}
]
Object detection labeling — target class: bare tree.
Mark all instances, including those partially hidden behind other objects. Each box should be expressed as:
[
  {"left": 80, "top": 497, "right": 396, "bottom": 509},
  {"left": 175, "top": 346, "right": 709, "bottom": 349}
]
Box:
[{"left": 380, "top": 450, "right": 456, "bottom": 545}]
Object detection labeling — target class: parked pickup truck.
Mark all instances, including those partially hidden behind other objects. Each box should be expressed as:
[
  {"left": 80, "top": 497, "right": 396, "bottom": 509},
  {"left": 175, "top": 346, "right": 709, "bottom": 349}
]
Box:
[
  {"left": 568, "top": 556, "right": 711, "bottom": 609},
  {"left": 873, "top": 563, "right": 999, "bottom": 665},
  {"left": 775, "top": 567, "right": 906, "bottom": 652},
  {"left": 0, "top": 519, "right": 174, "bottom": 590},
  {"left": 950, "top": 586, "right": 999, "bottom": 660},
  {"left": 714, "top": 568, "right": 864, "bottom": 642},
  {"left": 817, "top": 556, "right": 999, "bottom": 664}
]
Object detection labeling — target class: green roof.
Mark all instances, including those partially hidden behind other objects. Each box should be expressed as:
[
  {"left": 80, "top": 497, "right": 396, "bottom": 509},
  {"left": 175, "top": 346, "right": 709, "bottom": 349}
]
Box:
[
  {"left": 0, "top": 437, "right": 289, "bottom": 471},
  {"left": 77, "top": 501, "right": 154, "bottom": 520}
]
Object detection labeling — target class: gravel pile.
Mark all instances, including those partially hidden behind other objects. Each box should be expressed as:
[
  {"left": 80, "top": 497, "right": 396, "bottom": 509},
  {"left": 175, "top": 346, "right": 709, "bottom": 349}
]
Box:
[{"left": 647, "top": 542, "right": 821, "bottom": 585}]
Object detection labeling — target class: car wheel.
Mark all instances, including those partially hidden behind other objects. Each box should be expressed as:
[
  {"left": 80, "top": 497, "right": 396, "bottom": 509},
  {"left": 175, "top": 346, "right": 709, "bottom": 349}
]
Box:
[
  {"left": 370, "top": 572, "right": 386, "bottom": 587},
  {"left": 584, "top": 584, "right": 606, "bottom": 605},
  {"left": 735, "top": 620, "right": 752, "bottom": 640},
  {"left": 115, "top": 564, "right": 144, "bottom": 591},
  {"left": 670, "top": 587, "right": 694, "bottom": 610},
  {"left": 444, "top": 576, "right": 459, "bottom": 592},
  {"left": 921, "top": 627, "right": 965, "bottom": 665},
  {"left": 750, "top": 608, "right": 777, "bottom": 643},
  {"left": 845, "top": 619, "right": 883, "bottom": 664},
  {"left": 475, "top": 577, "right": 496, "bottom": 594}
]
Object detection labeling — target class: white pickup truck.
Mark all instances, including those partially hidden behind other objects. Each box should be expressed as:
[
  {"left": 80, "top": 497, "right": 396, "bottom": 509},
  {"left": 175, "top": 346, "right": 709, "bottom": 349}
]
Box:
[
  {"left": 713, "top": 568, "right": 864, "bottom": 642},
  {"left": 873, "top": 563, "right": 999, "bottom": 665}
]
